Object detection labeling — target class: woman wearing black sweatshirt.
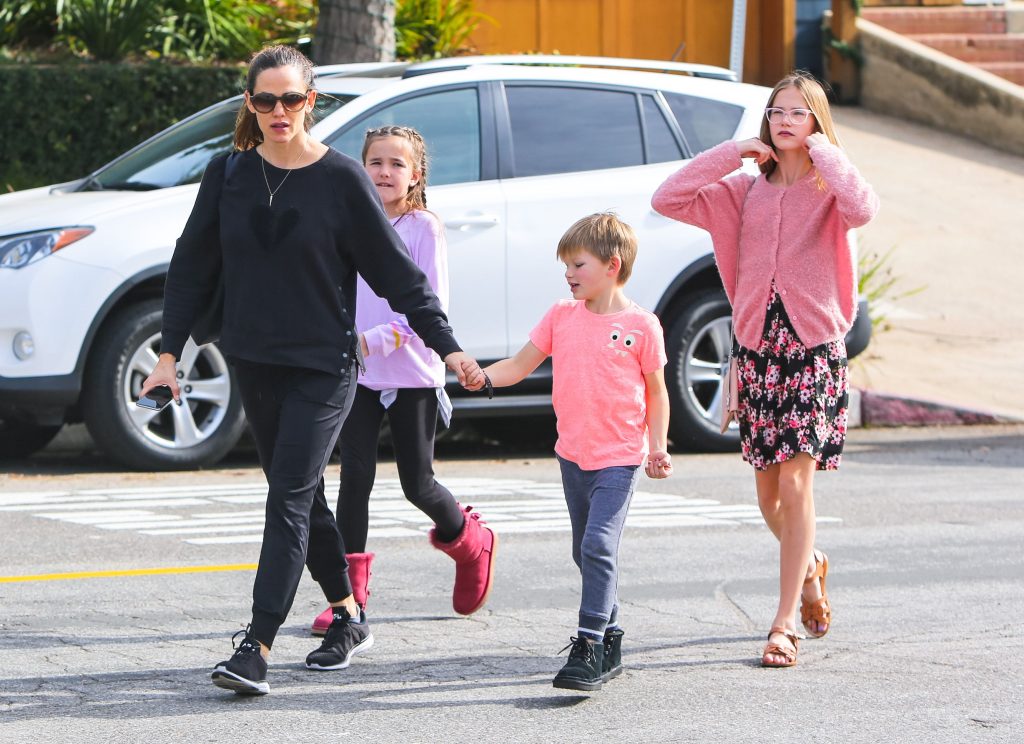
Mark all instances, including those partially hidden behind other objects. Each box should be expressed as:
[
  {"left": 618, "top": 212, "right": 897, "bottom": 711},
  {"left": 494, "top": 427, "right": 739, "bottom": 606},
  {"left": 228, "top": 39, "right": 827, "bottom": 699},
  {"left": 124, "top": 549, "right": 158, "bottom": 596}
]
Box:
[{"left": 140, "top": 46, "right": 481, "bottom": 696}]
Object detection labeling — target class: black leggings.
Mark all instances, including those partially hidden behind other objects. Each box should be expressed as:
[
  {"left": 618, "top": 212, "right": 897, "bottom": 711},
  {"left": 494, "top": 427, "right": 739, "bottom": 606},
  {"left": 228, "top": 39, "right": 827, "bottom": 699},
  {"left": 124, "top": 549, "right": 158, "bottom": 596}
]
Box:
[
  {"left": 336, "top": 385, "right": 464, "bottom": 553},
  {"left": 233, "top": 360, "right": 357, "bottom": 649}
]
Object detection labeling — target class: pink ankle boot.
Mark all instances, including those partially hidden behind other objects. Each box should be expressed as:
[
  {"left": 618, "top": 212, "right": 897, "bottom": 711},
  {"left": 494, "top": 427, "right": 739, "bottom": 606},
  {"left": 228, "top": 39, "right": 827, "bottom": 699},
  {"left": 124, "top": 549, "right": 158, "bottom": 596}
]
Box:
[
  {"left": 311, "top": 552, "right": 375, "bottom": 636},
  {"left": 429, "top": 506, "right": 497, "bottom": 615}
]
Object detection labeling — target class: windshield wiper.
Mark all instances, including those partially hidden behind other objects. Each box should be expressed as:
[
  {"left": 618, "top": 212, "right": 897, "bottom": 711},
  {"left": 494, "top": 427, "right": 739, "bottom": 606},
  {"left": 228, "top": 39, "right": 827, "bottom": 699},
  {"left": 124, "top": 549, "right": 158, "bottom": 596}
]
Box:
[{"left": 95, "top": 181, "right": 163, "bottom": 191}]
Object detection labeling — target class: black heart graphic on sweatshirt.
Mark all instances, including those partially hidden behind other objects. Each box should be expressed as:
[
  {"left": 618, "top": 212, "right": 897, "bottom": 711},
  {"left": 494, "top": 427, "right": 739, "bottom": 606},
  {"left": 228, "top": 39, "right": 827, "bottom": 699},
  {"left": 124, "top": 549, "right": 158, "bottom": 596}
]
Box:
[{"left": 249, "top": 206, "right": 300, "bottom": 253}]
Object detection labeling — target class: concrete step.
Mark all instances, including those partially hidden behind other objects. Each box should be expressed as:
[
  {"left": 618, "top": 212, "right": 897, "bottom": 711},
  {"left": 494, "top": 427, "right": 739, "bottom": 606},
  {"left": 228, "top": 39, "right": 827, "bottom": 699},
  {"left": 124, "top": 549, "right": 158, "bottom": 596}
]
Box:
[
  {"left": 975, "top": 60, "right": 1024, "bottom": 84},
  {"left": 909, "top": 32, "right": 1024, "bottom": 62},
  {"left": 863, "top": 7, "right": 1007, "bottom": 35}
]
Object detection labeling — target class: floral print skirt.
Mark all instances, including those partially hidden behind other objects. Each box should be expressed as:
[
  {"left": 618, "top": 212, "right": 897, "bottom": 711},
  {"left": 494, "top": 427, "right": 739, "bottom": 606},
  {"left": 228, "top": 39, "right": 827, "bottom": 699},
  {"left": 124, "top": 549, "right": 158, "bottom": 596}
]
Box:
[{"left": 736, "top": 286, "right": 849, "bottom": 471}]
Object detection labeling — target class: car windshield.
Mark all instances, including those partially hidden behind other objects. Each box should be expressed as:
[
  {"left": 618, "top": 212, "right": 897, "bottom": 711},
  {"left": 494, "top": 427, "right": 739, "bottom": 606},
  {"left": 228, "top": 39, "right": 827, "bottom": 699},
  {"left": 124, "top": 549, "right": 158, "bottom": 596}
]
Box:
[{"left": 84, "top": 94, "right": 352, "bottom": 191}]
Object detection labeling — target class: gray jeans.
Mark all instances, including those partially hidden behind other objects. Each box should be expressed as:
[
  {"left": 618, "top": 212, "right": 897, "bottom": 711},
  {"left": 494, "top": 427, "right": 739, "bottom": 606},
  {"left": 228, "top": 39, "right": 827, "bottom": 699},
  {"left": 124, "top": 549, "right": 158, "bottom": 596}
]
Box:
[{"left": 557, "top": 455, "right": 640, "bottom": 638}]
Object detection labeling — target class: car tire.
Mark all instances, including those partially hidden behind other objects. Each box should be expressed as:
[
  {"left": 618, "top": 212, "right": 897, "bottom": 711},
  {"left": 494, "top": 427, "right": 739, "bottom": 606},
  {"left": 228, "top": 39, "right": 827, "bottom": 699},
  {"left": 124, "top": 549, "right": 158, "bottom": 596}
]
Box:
[
  {"left": 0, "top": 419, "right": 63, "bottom": 459},
  {"left": 664, "top": 289, "right": 741, "bottom": 452},
  {"left": 82, "top": 299, "right": 246, "bottom": 470}
]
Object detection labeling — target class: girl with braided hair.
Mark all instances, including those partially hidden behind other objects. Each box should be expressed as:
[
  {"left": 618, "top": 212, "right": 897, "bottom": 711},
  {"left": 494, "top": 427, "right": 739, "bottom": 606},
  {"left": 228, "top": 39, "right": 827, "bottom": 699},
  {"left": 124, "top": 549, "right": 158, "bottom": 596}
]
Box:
[{"left": 309, "top": 126, "right": 497, "bottom": 640}]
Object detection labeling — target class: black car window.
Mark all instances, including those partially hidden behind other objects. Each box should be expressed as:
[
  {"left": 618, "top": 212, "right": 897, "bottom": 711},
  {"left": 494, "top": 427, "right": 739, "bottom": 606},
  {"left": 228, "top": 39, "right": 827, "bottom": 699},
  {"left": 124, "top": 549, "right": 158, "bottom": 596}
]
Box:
[
  {"left": 642, "top": 95, "right": 683, "bottom": 163},
  {"left": 326, "top": 87, "right": 481, "bottom": 185},
  {"left": 663, "top": 92, "right": 744, "bottom": 153},
  {"left": 505, "top": 86, "right": 644, "bottom": 177}
]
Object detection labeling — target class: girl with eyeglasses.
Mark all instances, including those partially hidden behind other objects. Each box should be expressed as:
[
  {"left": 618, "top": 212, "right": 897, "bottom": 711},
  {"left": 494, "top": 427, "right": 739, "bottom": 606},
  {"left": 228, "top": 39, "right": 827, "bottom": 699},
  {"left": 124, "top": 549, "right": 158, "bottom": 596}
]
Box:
[
  {"left": 307, "top": 125, "right": 498, "bottom": 639},
  {"left": 140, "top": 45, "right": 482, "bottom": 696},
  {"left": 652, "top": 71, "right": 879, "bottom": 668}
]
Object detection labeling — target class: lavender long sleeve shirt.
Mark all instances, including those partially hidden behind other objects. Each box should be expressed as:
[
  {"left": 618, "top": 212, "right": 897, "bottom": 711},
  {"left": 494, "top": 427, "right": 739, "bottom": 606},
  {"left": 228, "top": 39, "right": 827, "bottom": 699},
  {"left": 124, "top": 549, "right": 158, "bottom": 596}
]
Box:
[{"left": 357, "top": 209, "right": 449, "bottom": 390}]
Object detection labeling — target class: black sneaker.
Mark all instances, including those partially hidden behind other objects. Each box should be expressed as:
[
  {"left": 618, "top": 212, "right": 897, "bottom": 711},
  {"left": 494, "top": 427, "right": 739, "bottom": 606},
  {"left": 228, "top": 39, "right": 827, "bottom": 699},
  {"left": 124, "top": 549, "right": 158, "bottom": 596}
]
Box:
[
  {"left": 602, "top": 628, "right": 624, "bottom": 681},
  {"left": 305, "top": 607, "right": 374, "bottom": 671},
  {"left": 552, "top": 635, "right": 604, "bottom": 692},
  {"left": 211, "top": 626, "right": 270, "bottom": 695}
]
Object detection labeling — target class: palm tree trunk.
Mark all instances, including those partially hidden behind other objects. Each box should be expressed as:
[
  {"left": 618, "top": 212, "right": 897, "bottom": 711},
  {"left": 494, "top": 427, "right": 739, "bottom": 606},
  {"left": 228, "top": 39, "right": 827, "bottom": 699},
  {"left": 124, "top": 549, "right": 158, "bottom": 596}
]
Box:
[{"left": 315, "top": 0, "right": 396, "bottom": 64}]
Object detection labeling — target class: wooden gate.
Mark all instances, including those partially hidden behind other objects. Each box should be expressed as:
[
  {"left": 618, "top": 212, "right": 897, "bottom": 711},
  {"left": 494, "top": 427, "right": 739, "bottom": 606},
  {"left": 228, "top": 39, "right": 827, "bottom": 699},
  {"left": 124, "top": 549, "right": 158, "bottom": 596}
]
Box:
[{"left": 471, "top": 0, "right": 796, "bottom": 86}]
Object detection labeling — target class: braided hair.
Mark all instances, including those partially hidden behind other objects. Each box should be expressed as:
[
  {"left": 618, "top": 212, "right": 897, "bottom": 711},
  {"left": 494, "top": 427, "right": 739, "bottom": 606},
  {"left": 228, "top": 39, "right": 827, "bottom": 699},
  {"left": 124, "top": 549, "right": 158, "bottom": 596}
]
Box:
[{"left": 361, "top": 125, "right": 429, "bottom": 212}]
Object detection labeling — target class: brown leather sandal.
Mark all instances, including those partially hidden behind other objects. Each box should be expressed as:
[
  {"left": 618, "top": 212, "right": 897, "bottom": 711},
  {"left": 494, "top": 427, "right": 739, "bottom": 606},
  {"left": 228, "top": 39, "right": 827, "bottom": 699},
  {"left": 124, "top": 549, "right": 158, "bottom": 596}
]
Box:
[
  {"left": 801, "top": 550, "right": 832, "bottom": 639},
  {"left": 761, "top": 626, "right": 798, "bottom": 668}
]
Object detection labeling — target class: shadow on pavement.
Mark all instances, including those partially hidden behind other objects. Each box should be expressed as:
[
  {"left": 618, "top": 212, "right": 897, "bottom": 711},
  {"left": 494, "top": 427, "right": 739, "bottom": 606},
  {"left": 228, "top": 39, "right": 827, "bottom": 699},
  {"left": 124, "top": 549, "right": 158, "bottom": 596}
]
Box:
[{"left": 0, "top": 633, "right": 762, "bottom": 721}]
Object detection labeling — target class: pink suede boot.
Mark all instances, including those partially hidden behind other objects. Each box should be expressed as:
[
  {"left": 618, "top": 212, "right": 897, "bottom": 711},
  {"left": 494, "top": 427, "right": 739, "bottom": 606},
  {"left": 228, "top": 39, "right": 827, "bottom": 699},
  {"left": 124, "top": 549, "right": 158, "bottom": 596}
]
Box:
[
  {"left": 429, "top": 506, "right": 497, "bottom": 615},
  {"left": 311, "top": 552, "right": 375, "bottom": 636}
]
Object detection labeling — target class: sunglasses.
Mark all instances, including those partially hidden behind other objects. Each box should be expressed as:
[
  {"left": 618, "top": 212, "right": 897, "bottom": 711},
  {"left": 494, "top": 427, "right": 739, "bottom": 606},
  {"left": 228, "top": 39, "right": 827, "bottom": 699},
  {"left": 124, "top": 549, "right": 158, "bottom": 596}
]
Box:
[{"left": 249, "top": 91, "right": 310, "bottom": 114}]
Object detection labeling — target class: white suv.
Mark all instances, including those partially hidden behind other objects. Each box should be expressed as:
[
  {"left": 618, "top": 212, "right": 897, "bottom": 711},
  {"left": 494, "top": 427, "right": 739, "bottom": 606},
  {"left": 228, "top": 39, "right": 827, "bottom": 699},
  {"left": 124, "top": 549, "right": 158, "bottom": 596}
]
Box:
[{"left": 0, "top": 56, "right": 870, "bottom": 468}]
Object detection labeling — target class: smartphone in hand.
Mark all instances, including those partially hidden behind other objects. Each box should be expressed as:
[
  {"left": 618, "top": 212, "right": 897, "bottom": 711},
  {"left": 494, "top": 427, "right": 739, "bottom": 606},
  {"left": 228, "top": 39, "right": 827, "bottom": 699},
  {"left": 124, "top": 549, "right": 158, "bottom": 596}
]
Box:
[{"left": 136, "top": 385, "right": 175, "bottom": 412}]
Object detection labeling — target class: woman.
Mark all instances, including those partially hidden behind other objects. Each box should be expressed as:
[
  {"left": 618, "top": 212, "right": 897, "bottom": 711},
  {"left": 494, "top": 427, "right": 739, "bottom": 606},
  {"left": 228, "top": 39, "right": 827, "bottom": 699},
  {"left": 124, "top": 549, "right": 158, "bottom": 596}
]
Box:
[
  {"left": 141, "top": 45, "right": 480, "bottom": 695},
  {"left": 652, "top": 71, "right": 879, "bottom": 667}
]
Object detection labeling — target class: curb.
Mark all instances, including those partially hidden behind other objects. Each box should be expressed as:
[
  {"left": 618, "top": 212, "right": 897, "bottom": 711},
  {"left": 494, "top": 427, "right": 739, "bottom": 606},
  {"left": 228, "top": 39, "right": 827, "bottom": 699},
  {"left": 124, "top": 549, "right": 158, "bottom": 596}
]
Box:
[{"left": 851, "top": 387, "right": 1021, "bottom": 428}]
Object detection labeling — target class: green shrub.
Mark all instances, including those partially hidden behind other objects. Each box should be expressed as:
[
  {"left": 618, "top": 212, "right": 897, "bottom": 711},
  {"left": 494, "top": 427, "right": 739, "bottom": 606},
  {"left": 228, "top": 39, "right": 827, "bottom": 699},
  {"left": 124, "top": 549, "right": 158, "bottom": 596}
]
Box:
[
  {"left": 0, "top": 62, "right": 243, "bottom": 191},
  {"left": 396, "top": 0, "right": 491, "bottom": 60},
  {"left": 3, "top": 1, "right": 316, "bottom": 62},
  {"left": 0, "top": 1, "right": 57, "bottom": 47},
  {"left": 56, "top": 0, "right": 158, "bottom": 61}
]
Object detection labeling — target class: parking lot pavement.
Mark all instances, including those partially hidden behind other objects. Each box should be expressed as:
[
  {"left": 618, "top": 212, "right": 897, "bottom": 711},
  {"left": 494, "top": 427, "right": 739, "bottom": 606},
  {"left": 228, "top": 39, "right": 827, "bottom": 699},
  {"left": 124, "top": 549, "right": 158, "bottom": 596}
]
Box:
[
  {"left": 1, "top": 424, "right": 1021, "bottom": 742},
  {"left": 835, "top": 106, "right": 1024, "bottom": 422}
]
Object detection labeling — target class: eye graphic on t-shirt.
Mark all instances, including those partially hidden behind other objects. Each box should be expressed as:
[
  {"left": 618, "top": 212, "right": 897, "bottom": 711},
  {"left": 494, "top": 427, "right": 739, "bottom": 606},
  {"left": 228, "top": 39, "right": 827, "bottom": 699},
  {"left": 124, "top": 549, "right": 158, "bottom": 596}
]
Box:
[{"left": 605, "top": 323, "right": 643, "bottom": 358}]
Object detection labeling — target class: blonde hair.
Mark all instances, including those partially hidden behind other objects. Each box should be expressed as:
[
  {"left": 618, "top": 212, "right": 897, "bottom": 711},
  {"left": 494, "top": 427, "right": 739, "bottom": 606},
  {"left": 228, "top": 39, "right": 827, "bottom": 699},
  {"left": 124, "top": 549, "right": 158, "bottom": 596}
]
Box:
[
  {"left": 361, "top": 125, "right": 429, "bottom": 212},
  {"left": 234, "top": 45, "right": 316, "bottom": 151},
  {"left": 557, "top": 212, "right": 638, "bottom": 285},
  {"left": 758, "top": 71, "right": 842, "bottom": 185}
]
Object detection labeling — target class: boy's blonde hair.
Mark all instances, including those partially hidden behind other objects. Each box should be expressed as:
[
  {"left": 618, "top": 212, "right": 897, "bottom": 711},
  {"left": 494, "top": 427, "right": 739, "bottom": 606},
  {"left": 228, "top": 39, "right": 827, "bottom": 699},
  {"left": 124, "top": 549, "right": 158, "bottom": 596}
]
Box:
[{"left": 556, "top": 212, "right": 638, "bottom": 285}]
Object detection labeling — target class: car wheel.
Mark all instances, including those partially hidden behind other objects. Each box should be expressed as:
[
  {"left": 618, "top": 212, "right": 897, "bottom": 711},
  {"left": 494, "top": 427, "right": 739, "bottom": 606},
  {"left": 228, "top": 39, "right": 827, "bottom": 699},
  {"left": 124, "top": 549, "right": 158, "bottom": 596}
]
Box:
[
  {"left": 82, "top": 299, "right": 246, "bottom": 470},
  {"left": 664, "top": 289, "right": 740, "bottom": 452},
  {"left": 0, "top": 418, "right": 63, "bottom": 459}
]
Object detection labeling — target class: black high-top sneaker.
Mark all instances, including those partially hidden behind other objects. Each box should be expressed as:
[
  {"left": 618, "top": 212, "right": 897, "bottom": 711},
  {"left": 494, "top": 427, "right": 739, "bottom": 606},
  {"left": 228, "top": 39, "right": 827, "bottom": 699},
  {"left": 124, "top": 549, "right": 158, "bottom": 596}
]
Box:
[
  {"left": 211, "top": 626, "right": 270, "bottom": 695},
  {"left": 602, "top": 628, "right": 624, "bottom": 681},
  {"left": 305, "top": 606, "right": 374, "bottom": 670},
  {"left": 552, "top": 635, "right": 604, "bottom": 691}
]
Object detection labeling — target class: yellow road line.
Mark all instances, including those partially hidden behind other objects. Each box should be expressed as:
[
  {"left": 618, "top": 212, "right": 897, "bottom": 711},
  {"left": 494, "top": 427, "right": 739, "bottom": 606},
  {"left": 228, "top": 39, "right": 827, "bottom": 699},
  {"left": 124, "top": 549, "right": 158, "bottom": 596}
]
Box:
[{"left": 0, "top": 564, "right": 258, "bottom": 584}]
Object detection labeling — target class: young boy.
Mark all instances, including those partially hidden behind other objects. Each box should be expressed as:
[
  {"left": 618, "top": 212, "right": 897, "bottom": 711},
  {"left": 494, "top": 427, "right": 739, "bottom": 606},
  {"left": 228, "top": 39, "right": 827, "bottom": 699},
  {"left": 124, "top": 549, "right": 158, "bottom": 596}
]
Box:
[{"left": 470, "top": 212, "right": 672, "bottom": 691}]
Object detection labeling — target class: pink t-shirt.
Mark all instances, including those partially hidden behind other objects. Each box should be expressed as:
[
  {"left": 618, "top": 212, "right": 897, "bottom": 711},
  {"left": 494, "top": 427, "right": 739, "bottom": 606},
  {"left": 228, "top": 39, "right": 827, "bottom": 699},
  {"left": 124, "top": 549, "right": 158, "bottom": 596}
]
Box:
[{"left": 530, "top": 299, "right": 667, "bottom": 470}]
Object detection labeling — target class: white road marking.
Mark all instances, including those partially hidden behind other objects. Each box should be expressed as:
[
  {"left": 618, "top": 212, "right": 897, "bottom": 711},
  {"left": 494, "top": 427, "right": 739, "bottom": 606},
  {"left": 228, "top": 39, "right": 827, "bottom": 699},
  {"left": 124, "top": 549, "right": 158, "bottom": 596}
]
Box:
[{"left": 0, "top": 477, "right": 840, "bottom": 546}]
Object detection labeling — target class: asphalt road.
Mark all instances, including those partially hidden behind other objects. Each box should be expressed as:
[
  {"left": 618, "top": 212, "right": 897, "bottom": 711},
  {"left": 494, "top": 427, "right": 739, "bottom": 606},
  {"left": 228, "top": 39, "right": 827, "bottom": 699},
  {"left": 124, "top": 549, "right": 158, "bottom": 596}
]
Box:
[{"left": 1, "top": 423, "right": 1022, "bottom": 743}]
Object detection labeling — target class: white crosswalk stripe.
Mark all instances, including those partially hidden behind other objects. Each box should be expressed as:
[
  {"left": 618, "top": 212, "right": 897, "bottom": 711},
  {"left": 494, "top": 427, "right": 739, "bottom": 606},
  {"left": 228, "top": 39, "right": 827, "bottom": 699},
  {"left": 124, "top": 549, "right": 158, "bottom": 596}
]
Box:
[{"left": 0, "top": 477, "right": 840, "bottom": 546}]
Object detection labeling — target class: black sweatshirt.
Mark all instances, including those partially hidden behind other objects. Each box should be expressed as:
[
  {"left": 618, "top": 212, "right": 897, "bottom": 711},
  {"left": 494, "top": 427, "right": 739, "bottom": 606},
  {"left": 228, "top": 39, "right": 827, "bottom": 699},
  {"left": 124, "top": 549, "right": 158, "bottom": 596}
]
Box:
[{"left": 160, "top": 147, "right": 461, "bottom": 375}]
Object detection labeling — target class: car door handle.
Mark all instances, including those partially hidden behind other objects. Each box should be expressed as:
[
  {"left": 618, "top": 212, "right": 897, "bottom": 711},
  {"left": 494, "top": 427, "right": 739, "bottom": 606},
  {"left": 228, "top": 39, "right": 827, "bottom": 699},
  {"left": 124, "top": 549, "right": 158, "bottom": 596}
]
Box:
[{"left": 444, "top": 214, "right": 500, "bottom": 231}]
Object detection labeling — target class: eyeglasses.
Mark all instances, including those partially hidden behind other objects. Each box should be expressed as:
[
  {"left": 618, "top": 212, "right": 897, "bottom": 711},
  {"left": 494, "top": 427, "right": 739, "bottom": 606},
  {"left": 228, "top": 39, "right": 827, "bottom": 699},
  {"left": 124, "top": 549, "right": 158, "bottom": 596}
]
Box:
[
  {"left": 764, "top": 107, "right": 813, "bottom": 125},
  {"left": 249, "top": 91, "right": 310, "bottom": 114}
]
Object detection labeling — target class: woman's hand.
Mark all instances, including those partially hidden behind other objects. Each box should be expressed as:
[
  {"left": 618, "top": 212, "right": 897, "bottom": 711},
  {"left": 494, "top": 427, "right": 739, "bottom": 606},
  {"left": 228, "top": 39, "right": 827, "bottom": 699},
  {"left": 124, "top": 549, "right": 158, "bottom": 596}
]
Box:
[
  {"left": 359, "top": 333, "right": 369, "bottom": 358},
  {"left": 444, "top": 351, "right": 483, "bottom": 388},
  {"left": 140, "top": 353, "right": 181, "bottom": 403},
  {"left": 737, "top": 138, "right": 778, "bottom": 166},
  {"left": 804, "top": 132, "right": 829, "bottom": 152}
]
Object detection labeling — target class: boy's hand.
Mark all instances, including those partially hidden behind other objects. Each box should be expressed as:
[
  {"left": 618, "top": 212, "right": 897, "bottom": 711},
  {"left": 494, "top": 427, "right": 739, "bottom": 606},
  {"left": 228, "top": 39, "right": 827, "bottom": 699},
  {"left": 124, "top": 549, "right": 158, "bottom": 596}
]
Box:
[{"left": 645, "top": 451, "right": 673, "bottom": 479}]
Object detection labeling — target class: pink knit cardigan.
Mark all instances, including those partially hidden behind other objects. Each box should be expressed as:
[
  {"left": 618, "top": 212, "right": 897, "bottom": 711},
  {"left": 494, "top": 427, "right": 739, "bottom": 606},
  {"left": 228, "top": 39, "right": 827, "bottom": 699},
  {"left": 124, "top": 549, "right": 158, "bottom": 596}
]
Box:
[{"left": 651, "top": 139, "right": 879, "bottom": 350}]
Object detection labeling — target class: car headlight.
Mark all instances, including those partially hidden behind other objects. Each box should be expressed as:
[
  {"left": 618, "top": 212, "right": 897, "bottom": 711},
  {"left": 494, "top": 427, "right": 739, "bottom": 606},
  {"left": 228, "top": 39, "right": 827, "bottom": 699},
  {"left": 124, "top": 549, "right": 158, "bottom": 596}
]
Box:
[{"left": 0, "top": 227, "right": 94, "bottom": 270}]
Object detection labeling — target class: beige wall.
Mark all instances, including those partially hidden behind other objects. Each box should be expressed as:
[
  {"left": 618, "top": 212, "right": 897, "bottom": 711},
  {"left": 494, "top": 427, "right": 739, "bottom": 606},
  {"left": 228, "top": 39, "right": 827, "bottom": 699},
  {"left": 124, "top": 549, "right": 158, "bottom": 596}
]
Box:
[{"left": 857, "top": 17, "right": 1024, "bottom": 157}]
